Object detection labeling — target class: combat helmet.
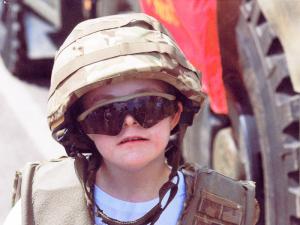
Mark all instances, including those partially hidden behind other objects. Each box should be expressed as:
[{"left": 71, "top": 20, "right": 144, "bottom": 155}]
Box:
[{"left": 48, "top": 13, "right": 206, "bottom": 157}]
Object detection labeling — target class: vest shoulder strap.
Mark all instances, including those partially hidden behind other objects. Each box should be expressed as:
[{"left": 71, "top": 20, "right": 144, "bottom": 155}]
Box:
[{"left": 180, "top": 163, "right": 260, "bottom": 225}]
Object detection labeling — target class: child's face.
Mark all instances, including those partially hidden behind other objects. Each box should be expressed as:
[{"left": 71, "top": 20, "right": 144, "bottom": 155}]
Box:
[{"left": 81, "top": 79, "right": 182, "bottom": 171}]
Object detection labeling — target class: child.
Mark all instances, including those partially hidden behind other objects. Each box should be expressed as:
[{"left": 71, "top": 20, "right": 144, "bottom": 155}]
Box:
[{"left": 4, "top": 13, "right": 259, "bottom": 225}]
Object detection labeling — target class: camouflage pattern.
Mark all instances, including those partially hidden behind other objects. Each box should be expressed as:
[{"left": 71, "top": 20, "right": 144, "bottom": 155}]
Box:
[
  {"left": 258, "top": 0, "right": 300, "bottom": 92},
  {"left": 48, "top": 13, "right": 206, "bottom": 139}
]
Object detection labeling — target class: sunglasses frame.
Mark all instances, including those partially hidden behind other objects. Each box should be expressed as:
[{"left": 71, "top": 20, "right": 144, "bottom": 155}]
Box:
[
  {"left": 76, "top": 92, "right": 178, "bottom": 135},
  {"left": 77, "top": 92, "right": 176, "bottom": 122}
]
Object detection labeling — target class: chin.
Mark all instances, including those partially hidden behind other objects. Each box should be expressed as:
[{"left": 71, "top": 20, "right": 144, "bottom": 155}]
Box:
[{"left": 114, "top": 157, "right": 161, "bottom": 172}]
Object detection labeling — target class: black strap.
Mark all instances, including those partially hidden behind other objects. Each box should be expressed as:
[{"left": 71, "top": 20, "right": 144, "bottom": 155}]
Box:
[
  {"left": 96, "top": 167, "right": 179, "bottom": 225},
  {"left": 74, "top": 153, "right": 180, "bottom": 225}
]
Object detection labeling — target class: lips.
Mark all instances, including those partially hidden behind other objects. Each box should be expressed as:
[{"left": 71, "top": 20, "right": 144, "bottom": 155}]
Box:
[{"left": 118, "top": 136, "right": 148, "bottom": 145}]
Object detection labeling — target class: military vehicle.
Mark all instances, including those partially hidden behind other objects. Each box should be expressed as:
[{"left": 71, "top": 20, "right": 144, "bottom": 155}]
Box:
[
  {"left": 0, "top": 0, "right": 139, "bottom": 83},
  {"left": 182, "top": 1, "right": 300, "bottom": 225}
]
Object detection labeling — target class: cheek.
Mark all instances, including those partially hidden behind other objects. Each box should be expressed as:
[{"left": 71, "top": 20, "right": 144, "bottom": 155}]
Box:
[
  {"left": 88, "top": 134, "right": 116, "bottom": 156},
  {"left": 148, "top": 118, "right": 173, "bottom": 150}
]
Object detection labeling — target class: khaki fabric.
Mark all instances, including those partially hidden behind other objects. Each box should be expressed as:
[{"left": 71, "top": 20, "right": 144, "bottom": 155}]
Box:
[
  {"left": 12, "top": 158, "right": 259, "bottom": 225},
  {"left": 17, "top": 157, "right": 92, "bottom": 225},
  {"left": 179, "top": 164, "right": 260, "bottom": 225}
]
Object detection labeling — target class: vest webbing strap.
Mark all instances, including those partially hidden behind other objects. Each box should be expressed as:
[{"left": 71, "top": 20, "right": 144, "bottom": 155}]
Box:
[{"left": 21, "top": 162, "right": 40, "bottom": 225}]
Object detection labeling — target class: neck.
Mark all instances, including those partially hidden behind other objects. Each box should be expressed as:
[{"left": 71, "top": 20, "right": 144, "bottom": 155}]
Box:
[{"left": 95, "top": 159, "right": 171, "bottom": 202}]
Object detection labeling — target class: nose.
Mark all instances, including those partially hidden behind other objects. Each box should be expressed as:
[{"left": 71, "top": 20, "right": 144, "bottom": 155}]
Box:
[{"left": 122, "top": 114, "right": 139, "bottom": 128}]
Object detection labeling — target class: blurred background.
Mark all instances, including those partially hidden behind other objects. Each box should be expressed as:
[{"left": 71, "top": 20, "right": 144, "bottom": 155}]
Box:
[
  {"left": 1, "top": 1, "right": 299, "bottom": 225},
  {"left": 0, "top": 57, "right": 63, "bottom": 223}
]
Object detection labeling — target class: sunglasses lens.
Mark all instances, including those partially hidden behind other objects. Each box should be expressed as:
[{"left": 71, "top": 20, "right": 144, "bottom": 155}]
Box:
[
  {"left": 79, "top": 96, "right": 176, "bottom": 135},
  {"left": 133, "top": 96, "right": 175, "bottom": 128},
  {"left": 80, "top": 103, "right": 126, "bottom": 135}
]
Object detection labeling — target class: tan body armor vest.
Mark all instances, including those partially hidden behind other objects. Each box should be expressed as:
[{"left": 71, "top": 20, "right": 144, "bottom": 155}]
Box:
[{"left": 12, "top": 157, "right": 259, "bottom": 225}]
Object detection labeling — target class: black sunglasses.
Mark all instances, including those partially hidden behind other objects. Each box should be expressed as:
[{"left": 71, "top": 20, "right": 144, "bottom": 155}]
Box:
[{"left": 77, "top": 92, "right": 178, "bottom": 136}]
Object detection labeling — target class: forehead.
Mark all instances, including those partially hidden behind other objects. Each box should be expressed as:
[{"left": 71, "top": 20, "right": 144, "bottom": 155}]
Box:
[{"left": 81, "top": 79, "right": 170, "bottom": 106}]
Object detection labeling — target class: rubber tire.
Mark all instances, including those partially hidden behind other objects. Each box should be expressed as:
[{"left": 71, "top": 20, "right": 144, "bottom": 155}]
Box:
[{"left": 237, "top": 1, "right": 300, "bottom": 225}]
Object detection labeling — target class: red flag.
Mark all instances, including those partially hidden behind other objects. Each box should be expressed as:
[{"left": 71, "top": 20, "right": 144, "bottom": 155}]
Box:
[{"left": 140, "top": 0, "right": 228, "bottom": 114}]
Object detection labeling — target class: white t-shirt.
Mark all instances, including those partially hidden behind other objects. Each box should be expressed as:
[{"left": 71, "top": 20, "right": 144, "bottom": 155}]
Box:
[
  {"left": 94, "top": 171, "right": 186, "bottom": 225},
  {"left": 3, "top": 172, "right": 186, "bottom": 225}
]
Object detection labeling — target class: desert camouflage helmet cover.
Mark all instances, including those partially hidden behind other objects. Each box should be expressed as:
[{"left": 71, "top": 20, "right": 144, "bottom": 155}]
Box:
[{"left": 47, "top": 13, "right": 206, "bottom": 153}]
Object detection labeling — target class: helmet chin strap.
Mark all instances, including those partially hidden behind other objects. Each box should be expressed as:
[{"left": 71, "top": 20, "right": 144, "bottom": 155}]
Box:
[{"left": 74, "top": 152, "right": 179, "bottom": 225}]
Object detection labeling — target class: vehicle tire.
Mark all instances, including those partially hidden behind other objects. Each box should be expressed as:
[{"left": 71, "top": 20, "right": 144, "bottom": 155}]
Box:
[{"left": 236, "top": 0, "right": 300, "bottom": 224}]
